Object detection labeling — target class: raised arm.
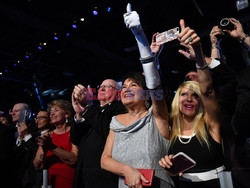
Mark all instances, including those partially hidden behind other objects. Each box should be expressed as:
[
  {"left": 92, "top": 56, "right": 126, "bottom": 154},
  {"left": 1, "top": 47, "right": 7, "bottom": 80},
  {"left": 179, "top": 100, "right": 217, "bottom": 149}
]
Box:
[
  {"left": 223, "top": 18, "right": 250, "bottom": 48},
  {"left": 178, "top": 19, "right": 221, "bottom": 142},
  {"left": 123, "top": 3, "right": 169, "bottom": 139}
]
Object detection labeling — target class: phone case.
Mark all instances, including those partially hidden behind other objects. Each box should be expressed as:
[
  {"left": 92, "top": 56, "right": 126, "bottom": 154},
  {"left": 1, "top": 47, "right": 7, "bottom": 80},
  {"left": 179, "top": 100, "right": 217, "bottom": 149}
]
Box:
[
  {"left": 124, "top": 169, "right": 154, "bottom": 186},
  {"left": 167, "top": 152, "right": 196, "bottom": 176},
  {"left": 18, "top": 109, "right": 27, "bottom": 123}
]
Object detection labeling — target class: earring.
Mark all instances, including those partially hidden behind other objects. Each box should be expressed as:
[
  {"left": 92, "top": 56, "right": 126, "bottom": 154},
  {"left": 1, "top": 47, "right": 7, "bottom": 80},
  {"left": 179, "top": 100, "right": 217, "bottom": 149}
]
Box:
[
  {"left": 65, "top": 117, "right": 69, "bottom": 124},
  {"left": 145, "top": 100, "right": 150, "bottom": 109}
]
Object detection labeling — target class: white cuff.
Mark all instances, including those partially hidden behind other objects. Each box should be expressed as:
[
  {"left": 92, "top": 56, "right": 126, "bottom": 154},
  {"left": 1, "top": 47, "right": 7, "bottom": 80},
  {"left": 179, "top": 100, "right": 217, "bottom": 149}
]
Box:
[
  {"left": 74, "top": 115, "right": 85, "bottom": 123},
  {"left": 16, "top": 138, "right": 23, "bottom": 146},
  {"left": 23, "top": 134, "right": 32, "bottom": 142},
  {"left": 208, "top": 58, "right": 220, "bottom": 69}
]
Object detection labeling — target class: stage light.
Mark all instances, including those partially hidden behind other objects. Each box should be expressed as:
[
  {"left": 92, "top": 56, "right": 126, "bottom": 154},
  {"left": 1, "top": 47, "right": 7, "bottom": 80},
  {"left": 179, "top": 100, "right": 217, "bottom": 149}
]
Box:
[
  {"left": 37, "top": 45, "right": 43, "bottom": 50},
  {"left": 107, "top": 7, "right": 111, "bottom": 12},
  {"left": 80, "top": 17, "right": 85, "bottom": 22},
  {"left": 53, "top": 33, "right": 59, "bottom": 40},
  {"left": 93, "top": 10, "right": 98, "bottom": 15},
  {"left": 72, "top": 24, "right": 77, "bottom": 29},
  {"left": 93, "top": 7, "right": 98, "bottom": 16},
  {"left": 25, "top": 52, "right": 31, "bottom": 59},
  {"left": 66, "top": 32, "right": 70, "bottom": 37}
]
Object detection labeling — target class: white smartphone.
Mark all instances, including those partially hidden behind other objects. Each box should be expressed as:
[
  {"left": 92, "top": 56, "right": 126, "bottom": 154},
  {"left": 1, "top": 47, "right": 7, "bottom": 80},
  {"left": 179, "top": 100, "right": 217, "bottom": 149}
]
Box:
[{"left": 166, "top": 152, "right": 196, "bottom": 176}]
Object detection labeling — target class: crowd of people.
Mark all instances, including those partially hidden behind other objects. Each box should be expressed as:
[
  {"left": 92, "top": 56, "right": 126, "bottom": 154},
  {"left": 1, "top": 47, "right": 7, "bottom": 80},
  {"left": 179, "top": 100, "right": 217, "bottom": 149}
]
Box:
[{"left": 0, "top": 3, "right": 249, "bottom": 188}]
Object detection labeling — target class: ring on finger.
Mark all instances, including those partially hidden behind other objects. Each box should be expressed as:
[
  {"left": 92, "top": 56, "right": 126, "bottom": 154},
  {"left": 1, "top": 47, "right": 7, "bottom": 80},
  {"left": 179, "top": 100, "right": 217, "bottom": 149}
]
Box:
[{"left": 188, "top": 37, "right": 193, "bottom": 42}]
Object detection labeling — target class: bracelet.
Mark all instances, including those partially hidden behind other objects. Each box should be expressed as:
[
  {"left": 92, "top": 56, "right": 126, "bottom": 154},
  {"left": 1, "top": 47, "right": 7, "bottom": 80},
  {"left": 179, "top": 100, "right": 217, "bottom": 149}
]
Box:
[
  {"left": 196, "top": 63, "right": 208, "bottom": 70},
  {"left": 211, "top": 45, "right": 220, "bottom": 50},
  {"left": 139, "top": 54, "right": 156, "bottom": 64},
  {"left": 240, "top": 34, "right": 249, "bottom": 43}
]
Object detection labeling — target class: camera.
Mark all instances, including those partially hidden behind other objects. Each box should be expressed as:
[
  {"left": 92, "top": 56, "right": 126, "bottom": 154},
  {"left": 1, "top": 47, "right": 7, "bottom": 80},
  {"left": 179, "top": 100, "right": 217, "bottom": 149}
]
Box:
[{"left": 219, "top": 18, "right": 234, "bottom": 31}]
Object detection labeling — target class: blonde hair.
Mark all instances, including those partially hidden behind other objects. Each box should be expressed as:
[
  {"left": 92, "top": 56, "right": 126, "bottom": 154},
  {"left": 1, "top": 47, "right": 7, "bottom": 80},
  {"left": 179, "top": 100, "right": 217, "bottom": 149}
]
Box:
[{"left": 170, "top": 81, "right": 209, "bottom": 147}]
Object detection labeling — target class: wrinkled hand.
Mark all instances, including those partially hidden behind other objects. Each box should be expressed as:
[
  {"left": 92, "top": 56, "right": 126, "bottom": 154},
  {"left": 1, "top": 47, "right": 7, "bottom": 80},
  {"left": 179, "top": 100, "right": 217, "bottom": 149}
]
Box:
[
  {"left": 223, "top": 18, "right": 245, "bottom": 39},
  {"left": 17, "top": 122, "right": 29, "bottom": 138},
  {"left": 124, "top": 167, "right": 148, "bottom": 188},
  {"left": 72, "top": 84, "right": 93, "bottom": 115},
  {"left": 123, "top": 3, "right": 142, "bottom": 35}
]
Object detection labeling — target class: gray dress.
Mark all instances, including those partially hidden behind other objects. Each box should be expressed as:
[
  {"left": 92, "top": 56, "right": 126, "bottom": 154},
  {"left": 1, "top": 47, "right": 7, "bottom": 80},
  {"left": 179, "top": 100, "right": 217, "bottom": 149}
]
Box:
[{"left": 111, "top": 107, "right": 175, "bottom": 188}]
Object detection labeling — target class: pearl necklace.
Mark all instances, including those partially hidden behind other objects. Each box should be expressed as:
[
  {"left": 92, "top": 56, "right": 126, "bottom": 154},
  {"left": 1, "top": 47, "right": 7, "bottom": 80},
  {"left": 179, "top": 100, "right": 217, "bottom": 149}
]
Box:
[
  {"left": 178, "top": 132, "right": 195, "bottom": 144},
  {"left": 129, "top": 109, "right": 147, "bottom": 117}
]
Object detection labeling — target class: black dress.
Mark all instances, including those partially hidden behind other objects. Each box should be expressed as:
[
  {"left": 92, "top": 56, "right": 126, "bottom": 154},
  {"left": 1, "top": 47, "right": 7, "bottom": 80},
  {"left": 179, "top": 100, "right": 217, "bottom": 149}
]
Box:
[{"left": 168, "top": 130, "right": 224, "bottom": 188}]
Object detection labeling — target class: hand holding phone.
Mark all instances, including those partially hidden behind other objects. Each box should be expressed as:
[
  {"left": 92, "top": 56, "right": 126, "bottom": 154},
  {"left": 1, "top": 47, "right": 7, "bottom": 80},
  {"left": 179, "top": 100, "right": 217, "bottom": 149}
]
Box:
[
  {"left": 18, "top": 110, "right": 27, "bottom": 124},
  {"left": 166, "top": 152, "right": 196, "bottom": 176}
]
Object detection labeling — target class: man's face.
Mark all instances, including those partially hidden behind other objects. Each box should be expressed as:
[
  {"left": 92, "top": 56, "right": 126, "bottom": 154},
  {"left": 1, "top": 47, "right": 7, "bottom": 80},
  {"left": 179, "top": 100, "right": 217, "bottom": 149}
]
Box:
[
  {"left": 11, "top": 103, "right": 26, "bottom": 123},
  {"left": 184, "top": 72, "right": 198, "bottom": 82},
  {"left": 35, "top": 111, "right": 50, "bottom": 130},
  {"left": 97, "top": 79, "right": 118, "bottom": 102}
]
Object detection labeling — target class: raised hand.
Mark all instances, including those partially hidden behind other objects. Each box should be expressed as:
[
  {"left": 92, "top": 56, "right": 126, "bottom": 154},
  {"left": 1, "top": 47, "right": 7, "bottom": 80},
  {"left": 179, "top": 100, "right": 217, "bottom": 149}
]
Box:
[
  {"left": 123, "top": 3, "right": 142, "bottom": 34},
  {"left": 72, "top": 84, "right": 92, "bottom": 118},
  {"left": 178, "top": 19, "right": 203, "bottom": 62},
  {"left": 223, "top": 18, "right": 245, "bottom": 39},
  {"left": 150, "top": 32, "right": 164, "bottom": 55}
]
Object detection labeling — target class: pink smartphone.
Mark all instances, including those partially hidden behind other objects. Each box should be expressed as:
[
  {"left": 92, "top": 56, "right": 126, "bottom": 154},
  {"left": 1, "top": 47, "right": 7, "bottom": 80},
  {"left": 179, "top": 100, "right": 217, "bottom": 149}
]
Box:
[{"left": 167, "top": 152, "right": 196, "bottom": 176}]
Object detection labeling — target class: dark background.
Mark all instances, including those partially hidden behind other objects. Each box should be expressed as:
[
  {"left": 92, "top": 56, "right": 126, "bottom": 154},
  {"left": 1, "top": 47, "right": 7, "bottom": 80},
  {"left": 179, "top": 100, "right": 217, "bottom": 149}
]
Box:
[{"left": 0, "top": 0, "right": 250, "bottom": 113}]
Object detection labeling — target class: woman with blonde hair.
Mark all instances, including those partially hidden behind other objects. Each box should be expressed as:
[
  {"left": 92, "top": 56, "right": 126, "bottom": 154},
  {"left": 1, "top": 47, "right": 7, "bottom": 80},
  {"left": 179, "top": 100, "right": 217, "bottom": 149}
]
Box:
[{"left": 159, "top": 19, "right": 225, "bottom": 187}]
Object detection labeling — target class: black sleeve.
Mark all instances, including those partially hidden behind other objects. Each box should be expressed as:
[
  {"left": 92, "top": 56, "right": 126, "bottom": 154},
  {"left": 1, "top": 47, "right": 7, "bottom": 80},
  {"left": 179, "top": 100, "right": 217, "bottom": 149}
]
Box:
[
  {"left": 232, "top": 66, "right": 250, "bottom": 137},
  {"left": 83, "top": 102, "right": 126, "bottom": 138},
  {"left": 70, "top": 102, "right": 126, "bottom": 145}
]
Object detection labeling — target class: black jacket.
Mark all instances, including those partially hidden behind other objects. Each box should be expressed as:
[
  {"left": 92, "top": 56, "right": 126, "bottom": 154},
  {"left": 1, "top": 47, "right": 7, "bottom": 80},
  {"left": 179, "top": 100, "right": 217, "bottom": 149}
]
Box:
[{"left": 70, "top": 101, "right": 126, "bottom": 188}]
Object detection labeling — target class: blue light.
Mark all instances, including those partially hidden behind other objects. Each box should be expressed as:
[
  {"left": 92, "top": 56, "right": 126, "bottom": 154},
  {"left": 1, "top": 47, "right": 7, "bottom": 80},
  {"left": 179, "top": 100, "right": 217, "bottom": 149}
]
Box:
[
  {"left": 53, "top": 36, "right": 59, "bottom": 40},
  {"left": 66, "top": 32, "right": 70, "bottom": 37},
  {"left": 25, "top": 55, "right": 30, "bottom": 59},
  {"left": 37, "top": 46, "right": 43, "bottom": 50},
  {"left": 107, "top": 7, "right": 111, "bottom": 12},
  {"left": 93, "top": 10, "right": 98, "bottom": 16},
  {"left": 72, "top": 24, "right": 77, "bottom": 29}
]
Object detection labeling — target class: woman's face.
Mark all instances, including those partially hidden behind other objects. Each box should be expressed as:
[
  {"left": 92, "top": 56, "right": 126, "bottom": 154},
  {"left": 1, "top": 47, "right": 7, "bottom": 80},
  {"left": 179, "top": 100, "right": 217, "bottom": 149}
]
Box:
[
  {"left": 179, "top": 87, "right": 200, "bottom": 119},
  {"left": 121, "top": 79, "right": 146, "bottom": 107},
  {"left": 49, "top": 106, "right": 66, "bottom": 125}
]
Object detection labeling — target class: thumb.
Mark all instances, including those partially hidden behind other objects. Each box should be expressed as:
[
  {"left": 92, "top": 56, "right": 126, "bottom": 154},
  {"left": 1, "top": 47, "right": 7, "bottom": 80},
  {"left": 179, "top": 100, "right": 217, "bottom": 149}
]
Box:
[
  {"left": 140, "top": 174, "right": 149, "bottom": 184},
  {"left": 179, "top": 19, "right": 185, "bottom": 31},
  {"left": 126, "top": 3, "right": 132, "bottom": 13}
]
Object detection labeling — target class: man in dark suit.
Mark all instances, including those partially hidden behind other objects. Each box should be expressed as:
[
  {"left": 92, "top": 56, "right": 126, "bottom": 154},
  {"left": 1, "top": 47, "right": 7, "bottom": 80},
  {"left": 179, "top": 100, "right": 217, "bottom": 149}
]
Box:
[
  {"left": 71, "top": 79, "right": 126, "bottom": 188},
  {"left": 10, "top": 103, "right": 39, "bottom": 188}
]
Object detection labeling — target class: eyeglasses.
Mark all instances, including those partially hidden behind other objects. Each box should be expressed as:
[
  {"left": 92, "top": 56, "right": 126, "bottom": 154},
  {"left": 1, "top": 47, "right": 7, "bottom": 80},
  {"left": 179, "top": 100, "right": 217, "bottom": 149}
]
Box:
[
  {"left": 35, "top": 116, "right": 49, "bottom": 121},
  {"left": 97, "top": 84, "right": 118, "bottom": 90}
]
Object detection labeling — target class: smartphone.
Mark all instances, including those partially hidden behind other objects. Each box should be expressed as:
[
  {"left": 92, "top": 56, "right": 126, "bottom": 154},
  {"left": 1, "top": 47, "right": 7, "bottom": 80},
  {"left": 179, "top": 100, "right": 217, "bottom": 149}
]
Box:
[
  {"left": 156, "top": 27, "right": 179, "bottom": 45},
  {"left": 124, "top": 169, "right": 154, "bottom": 186},
  {"left": 18, "top": 109, "right": 27, "bottom": 123},
  {"left": 166, "top": 152, "right": 196, "bottom": 176}
]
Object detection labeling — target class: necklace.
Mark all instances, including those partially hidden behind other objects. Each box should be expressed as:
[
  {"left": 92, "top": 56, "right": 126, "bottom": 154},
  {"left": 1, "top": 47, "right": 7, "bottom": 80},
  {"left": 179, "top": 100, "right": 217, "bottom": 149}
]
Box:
[
  {"left": 128, "top": 109, "right": 147, "bottom": 117},
  {"left": 178, "top": 132, "right": 195, "bottom": 144}
]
